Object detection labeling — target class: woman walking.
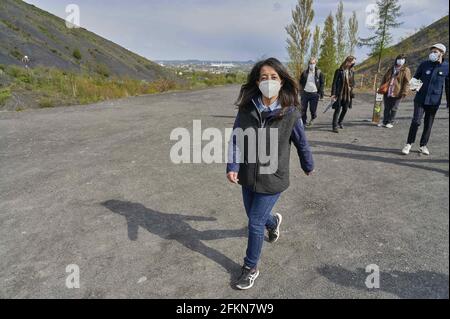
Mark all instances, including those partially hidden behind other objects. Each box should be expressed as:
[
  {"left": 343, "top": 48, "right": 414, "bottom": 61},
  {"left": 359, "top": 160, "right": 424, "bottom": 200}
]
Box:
[
  {"left": 226, "top": 58, "right": 314, "bottom": 290},
  {"left": 378, "top": 54, "right": 411, "bottom": 128},
  {"left": 331, "top": 56, "right": 356, "bottom": 133}
]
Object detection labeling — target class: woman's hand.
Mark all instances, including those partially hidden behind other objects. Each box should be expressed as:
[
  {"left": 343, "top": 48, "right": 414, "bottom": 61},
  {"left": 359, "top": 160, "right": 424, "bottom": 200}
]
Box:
[
  {"left": 331, "top": 95, "right": 337, "bottom": 101},
  {"left": 227, "top": 172, "right": 239, "bottom": 184}
]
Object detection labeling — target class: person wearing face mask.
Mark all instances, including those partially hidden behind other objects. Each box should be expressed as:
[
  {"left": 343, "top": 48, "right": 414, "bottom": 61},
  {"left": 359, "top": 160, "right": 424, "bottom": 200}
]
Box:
[
  {"left": 378, "top": 54, "right": 412, "bottom": 128},
  {"left": 402, "top": 43, "right": 449, "bottom": 155},
  {"left": 299, "top": 57, "right": 325, "bottom": 126},
  {"left": 226, "top": 58, "right": 314, "bottom": 290},
  {"left": 331, "top": 56, "right": 356, "bottom": 133}
]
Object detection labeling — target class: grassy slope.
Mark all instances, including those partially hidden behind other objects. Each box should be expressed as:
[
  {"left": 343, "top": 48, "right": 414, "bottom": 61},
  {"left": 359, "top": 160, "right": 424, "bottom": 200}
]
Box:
[{"left": 0, "top": 0, "right": 172, "bottom": 81}]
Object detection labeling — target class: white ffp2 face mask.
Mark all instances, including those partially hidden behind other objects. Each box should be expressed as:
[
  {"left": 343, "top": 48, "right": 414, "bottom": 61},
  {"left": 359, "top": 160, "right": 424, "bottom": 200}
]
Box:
[
  {"left": 258, "top": 80, "right": 281, "bottom": 99},
  {"left": 429, "top": 52, "right": 440, "bottom": 62},
  {"left": 396, "top": 59, "right": 406, "bottom": 66}
]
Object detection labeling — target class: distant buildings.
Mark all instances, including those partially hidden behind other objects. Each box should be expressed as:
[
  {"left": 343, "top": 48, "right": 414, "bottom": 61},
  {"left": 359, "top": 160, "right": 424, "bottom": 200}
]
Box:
[
  {"left": 155, "top": 60, "right": 253, "bottom": 74},
  {"left": 210, "top": 62, "right": 235, "bottom": 68}
]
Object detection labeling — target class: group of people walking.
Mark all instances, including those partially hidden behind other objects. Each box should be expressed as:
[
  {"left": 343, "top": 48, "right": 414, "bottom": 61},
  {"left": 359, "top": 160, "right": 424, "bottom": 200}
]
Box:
[
  {"left": 226, "top": 43, "right": 449, "bottom": 290},
  {"left": 299, "top": 43, "right": 449, "bottom": 155},
  {"left": 299, "top": 55, "right": 357, "bottom": 133}
]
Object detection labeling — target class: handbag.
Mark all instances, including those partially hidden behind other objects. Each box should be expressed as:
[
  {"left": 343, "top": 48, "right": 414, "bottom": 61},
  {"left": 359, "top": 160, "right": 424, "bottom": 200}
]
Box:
[{"left": 377, "top": 82, "right": 389, "bottom": 95}]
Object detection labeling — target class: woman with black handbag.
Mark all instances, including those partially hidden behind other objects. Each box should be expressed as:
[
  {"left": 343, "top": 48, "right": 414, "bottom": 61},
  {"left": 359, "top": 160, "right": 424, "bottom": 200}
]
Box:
[{"left": 331, "top": 56, "right": 356, "bottom": 133}]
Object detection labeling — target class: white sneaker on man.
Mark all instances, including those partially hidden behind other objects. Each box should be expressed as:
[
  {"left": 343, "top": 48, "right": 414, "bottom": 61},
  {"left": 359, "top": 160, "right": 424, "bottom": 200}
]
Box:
[
  {"left": 419, "top": 146, "right": 430, "bottom": 155},
  {"left": 402, "top": 144, "right": 412, "bottom": 155},
  {"left": 385, "top": 124, "right": 394, "bottom": 129}
]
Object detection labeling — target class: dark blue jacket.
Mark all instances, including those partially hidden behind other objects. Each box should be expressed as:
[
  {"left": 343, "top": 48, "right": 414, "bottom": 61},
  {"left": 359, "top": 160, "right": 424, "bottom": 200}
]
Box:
[
  {"left": 226, "top": 98, "right": 314, "bottom": 194},
  {"left": 414, "top": 59, "right": 449, "bottom": 107}
]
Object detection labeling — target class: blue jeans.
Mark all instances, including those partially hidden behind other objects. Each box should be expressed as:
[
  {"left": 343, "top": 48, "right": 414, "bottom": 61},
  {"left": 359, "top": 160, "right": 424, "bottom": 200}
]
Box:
[{"left": 242, "top": 186, "right": 281, "bottom": 268}]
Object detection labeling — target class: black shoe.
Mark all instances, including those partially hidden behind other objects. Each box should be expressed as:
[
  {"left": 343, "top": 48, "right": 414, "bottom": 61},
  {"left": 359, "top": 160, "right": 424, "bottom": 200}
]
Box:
[
  {"left": 308, "top": 120, "right": 315, "bottom": 127},
  {"left": 235, "top": 265, "right": 260, "bottom": 290},
  {"left": 332, "top": 127, "right": 339, "bottom": 133},
  {"left": 268, "top": 213, "right": 282, "bottom": 243},
  {"left": 338, "top": 123, "right": 344, "bottom": 129}
]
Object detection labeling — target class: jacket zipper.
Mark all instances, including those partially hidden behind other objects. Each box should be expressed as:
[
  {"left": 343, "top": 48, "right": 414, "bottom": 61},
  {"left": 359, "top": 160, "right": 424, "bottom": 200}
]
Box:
[{"left": 252, "top": 99, "right": 263, "bottom": 192}]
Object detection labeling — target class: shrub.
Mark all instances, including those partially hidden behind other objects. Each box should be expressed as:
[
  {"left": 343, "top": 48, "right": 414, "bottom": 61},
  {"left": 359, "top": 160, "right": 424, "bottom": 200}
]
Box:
[
  {"left": 10, "top": 49, "right": 22, "bottom": 60},
  {"left": 38, "top": 98, "right": 55, "bottom": 108},
  {"left": 95, "top": 64, "right": 110, "bottom": 77},
  {"left": 151, "top": 79, "right": 177, "bottom": 92},
  {"left": 73, "top": 49, "right": 82, "bottom": 60},
  {"left": 0, "top": 88, "right": 12, "bottom": 106},
  {"left": 6, "top": 65, "right": 31, "bottom": 83}
]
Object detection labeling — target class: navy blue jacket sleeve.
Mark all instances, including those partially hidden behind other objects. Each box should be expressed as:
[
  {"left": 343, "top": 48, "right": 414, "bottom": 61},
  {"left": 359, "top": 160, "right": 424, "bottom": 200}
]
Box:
[
  {"left": 446, "top": 69, "right": 449, "bottom": 108},
  {"left": 414, "top": 61, "right": 424, "bottom": 80},
  {"left": 290, "top": 117, "right": 314, "bottom": 173},
  {"left": 226, "top": 112, "right": 241, "bottom": 173}
]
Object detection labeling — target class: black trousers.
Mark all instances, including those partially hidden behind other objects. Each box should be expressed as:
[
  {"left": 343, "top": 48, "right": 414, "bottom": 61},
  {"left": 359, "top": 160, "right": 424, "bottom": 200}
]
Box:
[
  {"left": 332, "top": 99, "right": 350, "bottom": 128},
  {"left": 407, "top": 102, "right": 439, "bottom": 147},
  {"left": 301, "top": 92, "right": 320, "bottom": 124},
  {"left": 383, "top": 96, "right": 401, "bottom": 125}
]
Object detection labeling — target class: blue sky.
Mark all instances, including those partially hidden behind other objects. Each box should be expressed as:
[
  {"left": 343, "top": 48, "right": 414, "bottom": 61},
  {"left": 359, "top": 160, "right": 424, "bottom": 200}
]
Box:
[{"left": 24, "top": 0, "right": 449, "bottom": 62}]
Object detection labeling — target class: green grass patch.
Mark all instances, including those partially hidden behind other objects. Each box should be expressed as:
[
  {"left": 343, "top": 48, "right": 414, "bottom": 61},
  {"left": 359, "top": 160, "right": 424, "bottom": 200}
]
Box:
[
  {"left": 0, "top": 88, "right": 12, "bottom": 106},
  {"left": 1, "top": 19, "right": 20, "bottom": 32}
]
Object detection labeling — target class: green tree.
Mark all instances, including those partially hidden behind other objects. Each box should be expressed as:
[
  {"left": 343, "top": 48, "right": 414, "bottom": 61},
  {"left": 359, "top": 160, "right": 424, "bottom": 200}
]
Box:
[
  {"left": 286, "top": 0, "right": 315, "bottom": 79},
  {"left": 318, "top": 13, "right": 337, "bottom": 87},
  {"left": 359, "top": 0, "right": 403, "bottom": 86},
  {"left": 335, "top": 1, "right": 347, "bottom": 64},
  {"left": 310, "top": 25, "right": 321, "bottom": 60},
  {"left": 347, "top": 11, "right": 359, "bottom": 56}
]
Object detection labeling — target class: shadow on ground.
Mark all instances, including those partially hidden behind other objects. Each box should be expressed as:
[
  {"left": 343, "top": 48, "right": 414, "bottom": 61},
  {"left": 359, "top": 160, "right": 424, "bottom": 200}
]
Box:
[
  {"left": 310, "top": 140, "right": 449, "bottom": 176},
  {"left": 101, "top": 200, "right": 246, "bottom": 279},
  {"left": 317, "top": 265, "right": 449, "bottom": 299}
]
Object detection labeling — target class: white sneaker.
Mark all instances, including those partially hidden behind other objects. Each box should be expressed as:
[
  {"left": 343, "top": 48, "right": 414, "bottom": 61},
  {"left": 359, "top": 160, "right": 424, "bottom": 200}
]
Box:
[
  {"left": 419, "top": 146, "right": 430, "bottom": 155},
  {"left": 377, "top": 123, "right": 385, "bottom": 127},
  {"left": 402, "top": 144, "right": 412, "bottom": 155},
  {"left": 385, "top": 124, "right": 394, "bottom": 129}
]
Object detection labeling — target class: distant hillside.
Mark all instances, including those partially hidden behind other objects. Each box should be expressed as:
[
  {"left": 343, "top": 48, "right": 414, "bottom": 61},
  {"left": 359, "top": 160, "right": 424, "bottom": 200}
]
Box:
[
  {"left": 356, "top": 15, "right": 449, "bottom": 87},
  {"left": 0, "top": 0, "right": 173, "bottom": 81}
]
